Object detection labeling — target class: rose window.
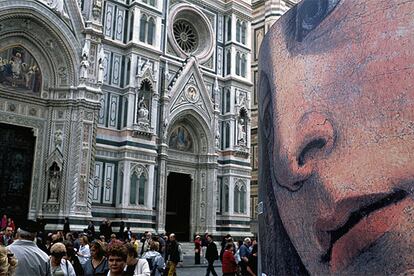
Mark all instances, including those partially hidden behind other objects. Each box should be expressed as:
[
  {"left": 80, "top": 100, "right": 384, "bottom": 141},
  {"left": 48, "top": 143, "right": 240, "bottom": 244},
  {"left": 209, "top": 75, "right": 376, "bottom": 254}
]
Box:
[{"left": 173, "top": 20, "right": 198, "bottom": 53}]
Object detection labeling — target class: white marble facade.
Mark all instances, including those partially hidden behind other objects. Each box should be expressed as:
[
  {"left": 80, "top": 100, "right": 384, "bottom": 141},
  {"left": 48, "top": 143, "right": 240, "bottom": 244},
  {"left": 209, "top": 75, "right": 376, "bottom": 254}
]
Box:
[{"left": 0, "top": 0, "right": 252, "bottom": 239}]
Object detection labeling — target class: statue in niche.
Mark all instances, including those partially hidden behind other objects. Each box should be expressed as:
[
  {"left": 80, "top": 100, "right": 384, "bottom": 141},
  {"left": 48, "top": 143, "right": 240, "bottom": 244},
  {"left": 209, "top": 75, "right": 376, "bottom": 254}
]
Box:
[
  {"left": 80, "top": 54, "right": 89, "bottom": 81},
  {"left": 237, "top": 118, "right": 246, "bottom": 145},
  {"left": 97, "top": 46, "right": 105, "bottom": 84},
  {"left": 54, "top": 129, "right": 63, "bottom": 148},
  {"left": 80, "top": 42, "right": 90, "bottom": 81},
  {"left": 48, "top": 163, "right": 61, "bottom": 202},
  {"left": 137, "top": 95, "right": 149, "bottom": 121},
  {"left": 215, "top": 127, "right": 220, "bottom": 149}
]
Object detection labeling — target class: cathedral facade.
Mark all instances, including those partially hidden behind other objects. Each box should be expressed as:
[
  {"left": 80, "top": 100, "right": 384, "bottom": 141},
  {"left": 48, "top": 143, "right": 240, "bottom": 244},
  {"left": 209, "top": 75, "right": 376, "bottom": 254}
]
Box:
[{"left": 0, "top": 0, "right": 252, "bottom": 240}]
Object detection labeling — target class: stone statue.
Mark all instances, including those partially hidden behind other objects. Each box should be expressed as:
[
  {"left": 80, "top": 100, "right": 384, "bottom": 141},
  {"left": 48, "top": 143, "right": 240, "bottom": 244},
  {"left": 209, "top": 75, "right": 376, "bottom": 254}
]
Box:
[
  {"left": 42, "top": 0, "right": 68, "bottom": 18},
  {"left": 215, "top": 127, "right": 220, "bottom": 149},
  {"left": 48, "top": 164, "right": 60, "bottom": 201},
  {"left": 80, "top": 54, "right": 89, "bottom": 81},
  {"left": 54, "top": 129, "right": 63, "bottom": 148},
  {"left": 162, "top": 117, "right": 169, "bottom": 140},
  {"left": 258, "top": 1, "right": 414, "bottom": 275},
  {"left": 97, "top": 46, "right": 105, "bottom": 84},
  {"left": 237, "top": 118, "right": 246, "bottom": 144},
  {"left": 137, "top": 95, "right": 149, "bottom": 120}
]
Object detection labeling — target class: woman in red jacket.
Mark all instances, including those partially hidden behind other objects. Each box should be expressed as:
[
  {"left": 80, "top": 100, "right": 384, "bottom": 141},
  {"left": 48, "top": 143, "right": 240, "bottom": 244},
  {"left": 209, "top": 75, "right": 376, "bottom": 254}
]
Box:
[
  {"left": 222, "top": 242, "right": 238, "bottom": 276},
  {"left": 194, "top": 235, "right": 201, "bottom": 264}
]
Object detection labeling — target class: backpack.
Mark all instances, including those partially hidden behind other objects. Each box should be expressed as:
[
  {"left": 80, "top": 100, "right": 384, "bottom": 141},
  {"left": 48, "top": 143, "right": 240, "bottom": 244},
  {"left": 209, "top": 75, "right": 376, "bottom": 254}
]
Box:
[{"left": 147, "top": 255, "right": 165, "bottom": 276}]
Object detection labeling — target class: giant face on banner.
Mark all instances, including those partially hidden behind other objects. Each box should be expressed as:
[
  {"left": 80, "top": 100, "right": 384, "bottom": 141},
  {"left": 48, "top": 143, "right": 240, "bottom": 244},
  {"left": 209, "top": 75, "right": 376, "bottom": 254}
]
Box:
[{"left": 258, "top": 0, "right": 414, "bottom": 275}]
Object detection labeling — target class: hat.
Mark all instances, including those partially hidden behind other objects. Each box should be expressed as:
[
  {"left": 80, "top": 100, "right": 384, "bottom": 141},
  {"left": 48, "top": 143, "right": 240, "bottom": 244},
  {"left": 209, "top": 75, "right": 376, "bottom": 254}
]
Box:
[{"left": 19, "top": 220, "right": 40, "bottom": 234}]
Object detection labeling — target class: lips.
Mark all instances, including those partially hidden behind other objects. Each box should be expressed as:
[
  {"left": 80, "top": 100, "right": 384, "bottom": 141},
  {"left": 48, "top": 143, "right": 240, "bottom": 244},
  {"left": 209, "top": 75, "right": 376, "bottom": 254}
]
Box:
[{"left": 317, "top": 190, "right": 410, "bottom": 272}]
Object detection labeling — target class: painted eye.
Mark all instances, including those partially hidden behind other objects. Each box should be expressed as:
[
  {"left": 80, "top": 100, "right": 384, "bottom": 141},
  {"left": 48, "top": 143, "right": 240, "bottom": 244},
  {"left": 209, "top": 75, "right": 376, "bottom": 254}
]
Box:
[{"left": 296, "top": 0, "right": 340, "bottom": 41}]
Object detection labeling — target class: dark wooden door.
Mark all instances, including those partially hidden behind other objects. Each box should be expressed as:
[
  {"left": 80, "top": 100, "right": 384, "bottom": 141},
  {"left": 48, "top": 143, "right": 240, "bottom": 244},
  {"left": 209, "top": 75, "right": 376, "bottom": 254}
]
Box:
[
  {"left": 166, "top": 172, "right": 192, "bottom": 241},
  {"left": 0, "top": 123, "right": 35, "bottom": 226}
]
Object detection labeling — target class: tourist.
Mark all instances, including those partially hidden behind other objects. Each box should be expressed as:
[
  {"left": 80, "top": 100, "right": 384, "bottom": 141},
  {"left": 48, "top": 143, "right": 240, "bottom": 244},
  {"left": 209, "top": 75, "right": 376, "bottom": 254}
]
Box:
[
  {"left": 77, "top": 236, "right": 91, "bottom": 265},
  {"left": 125, "top": 243, "right": 150, "bottom": 276},
  {"left": 88, "top": 221, "right": 96, "bottom": 239},
  {"left": 107, "top": 244, "right": 127, "bottom": 276},
  {"left": 142, "top": 241, "right": 165, "bottom": 276},
  {"left": 109, "top": 234, "right": 119, "bottom": 247},
  {"left": 7, "top": 220, "right": 50, "bottom": 275},
  {"left": 0, "top": 227, "right": 13, "bottom": 246},
  {"left": 123, "top": 227, "right": 132, "bottom": 242},
  {"left": 118, "top": 222, "right": 125, "bottom": 240},
  {"left": 140, "top": 232, "right": 151, "bottom": 257},
  {"left": 165, "top": 233, "right": 180, "bottom": 276},
  {"left": 222, "top": 243, "right": 237, "bottom": 276},
  {"left": 83, "top": 240, "right": 109, "bottom": 276},
  {"left": 63, "top": 217, "right": 71, "bottom": 236},
  {"left": 238, "top": 238, "right": 251, "bottom": 276},
  {"left": 50, "top": 242, "right": 76, "bottom": 276},
  {"left": 205, "top": 234, "right": 218, "bottom": 276},
  {"left": 63, "top": 240, "right": 84, "bottom": 276},
  {"left": 6, "top": 219, "right": 14, "bottom": 233},
  {"left": 130, "top": 234, "right": 139, "bottom": 255},
  {"left": 194, "top": 235, "right": 201, "bottom": 264},
  {"left": 246, "top": 244, "right": 257, "bottom": 276},
  {"left": 0, "top": 215, "right": 7, "bottom": 231},
  {"left": 0, "top": 245, "right": 17, "bottom": 276}
]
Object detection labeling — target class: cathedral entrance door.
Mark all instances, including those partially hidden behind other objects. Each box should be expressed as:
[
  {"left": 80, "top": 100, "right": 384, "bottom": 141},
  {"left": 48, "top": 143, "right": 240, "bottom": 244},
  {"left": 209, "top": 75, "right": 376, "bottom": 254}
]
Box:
[
  {"left": 0, "top": 123, "right": 35, "bottom": 226},
  {"left": 166, "top": 172, "right": 192, "bottom": 241}
]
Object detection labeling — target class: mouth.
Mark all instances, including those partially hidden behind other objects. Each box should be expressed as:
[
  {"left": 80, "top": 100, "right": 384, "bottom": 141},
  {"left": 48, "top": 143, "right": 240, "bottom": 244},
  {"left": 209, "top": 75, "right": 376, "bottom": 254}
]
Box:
[{"left": 319, "top": 189, "right": 409, "bottom": 272}]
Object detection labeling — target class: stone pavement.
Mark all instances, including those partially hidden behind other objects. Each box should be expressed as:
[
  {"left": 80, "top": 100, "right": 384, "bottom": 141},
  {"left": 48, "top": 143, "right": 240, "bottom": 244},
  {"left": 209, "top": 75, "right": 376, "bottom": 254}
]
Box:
[{"left": 175, "top": 248, "right": 222, "bottom": 276}]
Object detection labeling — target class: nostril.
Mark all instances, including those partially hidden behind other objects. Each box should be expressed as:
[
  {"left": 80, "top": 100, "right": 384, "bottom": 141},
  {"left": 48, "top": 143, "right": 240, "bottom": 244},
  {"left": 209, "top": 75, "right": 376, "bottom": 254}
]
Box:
[{"left": 297, "top": 138, "right": 327, "bottom": 167}]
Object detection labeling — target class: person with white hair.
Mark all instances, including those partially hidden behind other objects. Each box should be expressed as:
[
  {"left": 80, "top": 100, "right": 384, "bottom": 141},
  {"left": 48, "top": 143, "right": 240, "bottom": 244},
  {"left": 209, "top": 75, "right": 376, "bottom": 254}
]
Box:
[
  {"left": 238, "top": 238, "right": 251, "bottom": 276},
  {"left": 7, "top": 220, "right": 50, "bottom": 275}
]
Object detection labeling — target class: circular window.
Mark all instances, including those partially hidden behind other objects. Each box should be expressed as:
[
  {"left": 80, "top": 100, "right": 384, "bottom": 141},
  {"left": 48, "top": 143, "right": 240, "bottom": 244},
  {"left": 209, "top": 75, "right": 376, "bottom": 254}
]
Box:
[
  {"left": 168, "top": 4, "right": 215, "bottom": 63},
  {"left": 173, "top": 20, "right": 198, "bottom": 53}
]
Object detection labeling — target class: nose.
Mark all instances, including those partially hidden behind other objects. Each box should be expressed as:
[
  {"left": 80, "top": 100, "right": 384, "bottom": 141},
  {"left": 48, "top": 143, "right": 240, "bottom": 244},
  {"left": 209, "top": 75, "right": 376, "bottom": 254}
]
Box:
[{"left": 274, "top": 111, "right": 336, "bottom": 191}]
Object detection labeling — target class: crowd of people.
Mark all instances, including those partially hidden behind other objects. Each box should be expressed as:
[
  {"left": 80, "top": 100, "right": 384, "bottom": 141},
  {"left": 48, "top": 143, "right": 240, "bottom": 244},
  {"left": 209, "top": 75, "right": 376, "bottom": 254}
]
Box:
[
  {"left": 194, "top": 233, "right": 258, "bottom": 276},
  {"left": 0, "top": 214, "right": 258, "bottom": 276}
]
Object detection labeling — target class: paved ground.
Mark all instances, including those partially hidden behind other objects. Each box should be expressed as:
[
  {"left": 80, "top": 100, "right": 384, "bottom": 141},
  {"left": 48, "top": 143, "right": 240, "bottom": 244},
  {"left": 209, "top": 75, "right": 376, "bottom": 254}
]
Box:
[
  {"left": 174, "top": 255, "right": 222, "bottom": 276},
  {"left": 176, "top": 265, "right": 218, "bottom": 276}
]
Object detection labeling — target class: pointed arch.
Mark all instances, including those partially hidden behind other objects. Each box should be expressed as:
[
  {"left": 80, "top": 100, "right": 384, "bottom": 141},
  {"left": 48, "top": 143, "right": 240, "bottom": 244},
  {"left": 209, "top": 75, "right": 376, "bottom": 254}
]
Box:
[{"left": 129, "top": 164, "right": 149, "bottom": 206}]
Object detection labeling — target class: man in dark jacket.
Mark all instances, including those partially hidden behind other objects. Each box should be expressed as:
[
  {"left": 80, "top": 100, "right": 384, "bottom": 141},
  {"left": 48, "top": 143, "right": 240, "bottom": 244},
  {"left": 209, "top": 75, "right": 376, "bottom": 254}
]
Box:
[
  {"left": 205, "top": 234, "right": 218, "bottom": 276},
  {"left": 166, "top": 233, "right": 180, "bottom": 276}
]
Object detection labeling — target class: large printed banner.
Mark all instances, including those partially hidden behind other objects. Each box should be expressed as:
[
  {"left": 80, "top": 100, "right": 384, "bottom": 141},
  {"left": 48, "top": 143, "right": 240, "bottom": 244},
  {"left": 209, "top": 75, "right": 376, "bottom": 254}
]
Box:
[{"left": 258, "top": 0, "right": 414, "bottom": 275}]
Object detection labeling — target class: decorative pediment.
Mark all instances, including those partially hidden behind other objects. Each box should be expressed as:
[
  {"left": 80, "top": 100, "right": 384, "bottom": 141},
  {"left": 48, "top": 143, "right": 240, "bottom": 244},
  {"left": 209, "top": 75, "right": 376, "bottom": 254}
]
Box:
[
  {"left": 169, "top": 57, "right": 214, "bottom": 122},
  {"left": 46, "top": 148, "right": 64, "bottom": 171}
]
